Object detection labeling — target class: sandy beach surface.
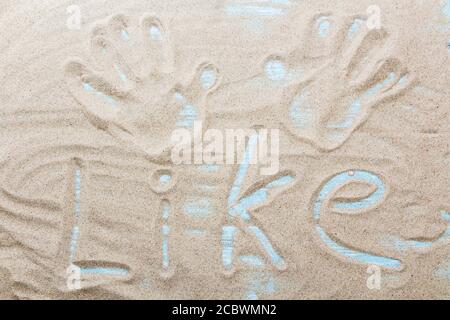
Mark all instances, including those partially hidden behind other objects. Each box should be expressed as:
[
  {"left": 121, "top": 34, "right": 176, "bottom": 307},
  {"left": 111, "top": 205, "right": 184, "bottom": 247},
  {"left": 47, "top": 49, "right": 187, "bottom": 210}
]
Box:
[{"left": 0, "top": 0, "right": 449, "bottom": 299}]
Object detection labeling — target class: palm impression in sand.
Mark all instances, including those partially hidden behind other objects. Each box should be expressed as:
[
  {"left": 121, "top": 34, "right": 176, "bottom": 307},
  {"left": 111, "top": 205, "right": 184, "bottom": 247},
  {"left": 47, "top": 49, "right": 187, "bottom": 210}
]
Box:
[
  {"left": 65, "top": 14, "right": 220, "bottom": 159},
  {"left": 210, "top": 14, "right": 415, "bottom": 151}
]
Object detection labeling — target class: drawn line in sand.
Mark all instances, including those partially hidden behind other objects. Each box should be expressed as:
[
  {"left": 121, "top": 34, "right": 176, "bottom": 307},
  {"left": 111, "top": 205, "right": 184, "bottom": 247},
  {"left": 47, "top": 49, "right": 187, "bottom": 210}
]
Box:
[
  {"left": 347, "top": 18, "right": 364, "bottom": 39},
  {"left": 198, "top": 164, "right": 220, "bottom": 173},
  {"left": 316, "top": 16, "right": 332, "bottom": 38},
  {"left": 222, "top": 0, "right": 291, "bottom": 33},
  {"left": 200, "top": 66, "right": 218, "bottom": 91},
  {"left": 82, "top": 82, "right": 117, "bottom": 107},
  {"left": 68, "top": 162, "right": 129, "bottom": 279},
  {"left": 264, "top": 59, "right": 287, "bottom": 82},
  {"left": 152, "top": 172, "right": 175, "bottom": 275},
  {"left": 149, "top": 24, "right": 163, "bottom": 41},
  {"left": 444, "top": 0, "right": 450, "bottom": 20},
  {"left": 174, "top": 65, "right": 217, "bottom": 128},
  {"left": 435, "top": 260, "right": 450, "bottom": 279},
  {"left": 224, "top": 1, "right": 288, "bottom": 17},
  {"left": 68, "top": 166, "right": 81, "bottom": 264},
  {"left": 313, "top": 170, "right": 401, "bottom": 269},
  {"left": 183, "top": 198, "right": 213, "bottom": 217},
  {"left": 245, "top": 273, "right": 276, "bottom": 300},
  {"left": 184, "top": 229, "right": 205, "bottom": 237},
  {"left": 444, "top": 1, "right": 450, "bottom": 51},
  {"left": 114, "top": 64, "right": 128, "bottom": 82},
  {"left": 121, "top": 29, "right": 130, "bottom": 41},
  {"left": 238, "top": 256, "right": 277, "bottom": 299},
  {"left": 222, "top": 133, "right": 294, "bottom": 272},
  {"left": 290, "top": 72, "right": 408, "bottom": 133},
  {"left": 161, "top": 199, "right": 171, "bottom": 271},
  {"left": 198, "top": 183, "right": 218, "bottom": 193},
  {"left": 174, "top": 92, "right": 199, "bottom": 129}
]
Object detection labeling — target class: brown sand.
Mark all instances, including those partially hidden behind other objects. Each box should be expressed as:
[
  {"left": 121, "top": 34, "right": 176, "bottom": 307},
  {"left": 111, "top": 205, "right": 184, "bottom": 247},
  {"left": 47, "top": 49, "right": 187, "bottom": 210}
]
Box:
[{"left": 0, "top": 0, "right": 449, "bottom": 299}]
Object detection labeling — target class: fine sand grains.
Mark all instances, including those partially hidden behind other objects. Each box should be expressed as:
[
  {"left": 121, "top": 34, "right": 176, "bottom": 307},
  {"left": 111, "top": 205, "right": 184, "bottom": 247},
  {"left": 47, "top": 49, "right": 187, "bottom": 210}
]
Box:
[{"left": 0, "top": 0, "right": 448, "bottom": 299}]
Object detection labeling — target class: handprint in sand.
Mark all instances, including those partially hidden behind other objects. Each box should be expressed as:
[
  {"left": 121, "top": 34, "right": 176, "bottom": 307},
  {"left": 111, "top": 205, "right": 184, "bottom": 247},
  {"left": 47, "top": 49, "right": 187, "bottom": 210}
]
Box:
[
  {"left": 209, "top": 14, "right": 415, "bottom": 151},
  {"left": 65, "top": 14, "right": 220, "bottom": 158}
]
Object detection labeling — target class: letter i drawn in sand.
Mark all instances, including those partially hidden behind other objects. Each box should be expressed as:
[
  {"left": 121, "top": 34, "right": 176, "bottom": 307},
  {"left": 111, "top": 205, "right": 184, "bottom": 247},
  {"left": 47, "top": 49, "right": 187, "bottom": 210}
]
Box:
[
  {"left": 151, "top": 169, "right": 176, "bottom": 279},
  {"left": 160, "top": 199, "right": 174, "bottom": 278}
]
